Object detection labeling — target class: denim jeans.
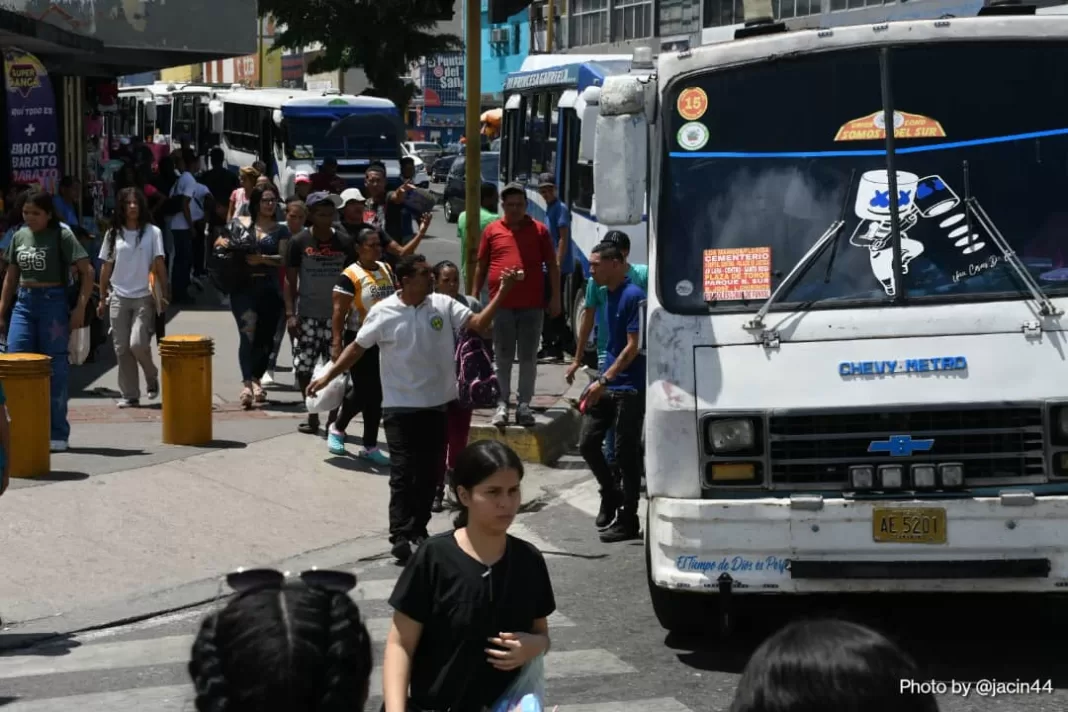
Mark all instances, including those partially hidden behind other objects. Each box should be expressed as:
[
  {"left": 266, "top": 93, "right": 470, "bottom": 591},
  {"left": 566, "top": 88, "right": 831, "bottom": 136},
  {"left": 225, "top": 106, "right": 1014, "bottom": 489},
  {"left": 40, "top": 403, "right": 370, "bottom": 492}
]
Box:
[
  {"left": 8, "top": 286, "right": 71, "bottom": 442},
  {"left": 170, "top": 228, "right": 193, "bottom": 301},
  {"left": 230, "top": 279, "right": 284, "bottom": 382}
]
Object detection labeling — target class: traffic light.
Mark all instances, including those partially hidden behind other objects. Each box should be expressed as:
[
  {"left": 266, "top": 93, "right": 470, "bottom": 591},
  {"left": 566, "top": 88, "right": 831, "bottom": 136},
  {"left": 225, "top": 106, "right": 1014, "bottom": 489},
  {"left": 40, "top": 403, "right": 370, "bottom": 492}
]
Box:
[{"left": 488, "top": 0, "right": 533, "bottom": 24}]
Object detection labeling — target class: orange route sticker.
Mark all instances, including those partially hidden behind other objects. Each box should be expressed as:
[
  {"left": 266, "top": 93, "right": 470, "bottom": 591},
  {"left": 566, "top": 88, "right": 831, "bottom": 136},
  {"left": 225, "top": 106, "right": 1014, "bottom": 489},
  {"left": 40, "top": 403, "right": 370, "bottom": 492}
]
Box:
[
  {"left": 677, "top": 87, "right": 708, "bottom": 121},
  {"left": 835, "top": 110, "right": 946, "bottom": 142},
  {"left": 703, "top": 247, "right": 771, "bottom": 302}
]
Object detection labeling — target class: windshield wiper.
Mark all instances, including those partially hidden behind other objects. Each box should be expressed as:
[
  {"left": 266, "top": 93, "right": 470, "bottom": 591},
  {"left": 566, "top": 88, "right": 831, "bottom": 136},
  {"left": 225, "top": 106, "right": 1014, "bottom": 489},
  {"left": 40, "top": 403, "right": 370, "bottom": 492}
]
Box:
[
  {"left": 743, "top": 172, "right": 854, "bottom": 344},
  {"left": 962, "top": 162, "right": 1063, "bottom": 317}
]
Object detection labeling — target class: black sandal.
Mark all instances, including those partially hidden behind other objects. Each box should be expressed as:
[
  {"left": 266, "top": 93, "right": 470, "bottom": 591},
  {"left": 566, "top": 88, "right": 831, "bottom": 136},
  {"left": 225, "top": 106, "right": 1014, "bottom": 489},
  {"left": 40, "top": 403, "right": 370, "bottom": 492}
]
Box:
[{"left": 298, "top": 414, "right": 320, "bottom": 435}]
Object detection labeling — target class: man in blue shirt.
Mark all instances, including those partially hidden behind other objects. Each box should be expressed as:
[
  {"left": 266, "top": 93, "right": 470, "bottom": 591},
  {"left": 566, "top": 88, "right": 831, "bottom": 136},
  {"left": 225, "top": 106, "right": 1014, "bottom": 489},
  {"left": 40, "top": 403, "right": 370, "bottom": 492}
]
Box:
[
  {"left": 577, "top": 241, "right": 646, "bottom": 543},
  {"left": 537, "top": 174, "right": 573, "bottom": 360}
]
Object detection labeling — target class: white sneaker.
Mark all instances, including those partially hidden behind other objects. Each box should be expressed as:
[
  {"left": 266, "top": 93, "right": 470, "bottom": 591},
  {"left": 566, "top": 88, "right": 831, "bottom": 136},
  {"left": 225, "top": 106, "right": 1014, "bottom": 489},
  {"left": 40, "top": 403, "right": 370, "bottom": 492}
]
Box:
[
  {"left": 492, "top": 405, "right": 508, "bottom": 427},
  {"left": 50, "top": 440, "right": 68, "bottom": 453},
  {"left": 261, "top": 371, "right": 275, "bottom": 386}
]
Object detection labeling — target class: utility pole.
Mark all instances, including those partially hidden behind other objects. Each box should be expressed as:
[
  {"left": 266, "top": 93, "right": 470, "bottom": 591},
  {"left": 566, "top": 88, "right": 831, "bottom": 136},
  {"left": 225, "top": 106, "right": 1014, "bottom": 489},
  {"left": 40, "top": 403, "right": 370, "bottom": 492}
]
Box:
[
  {"left": 464, "top": 0, "right": 482, "bottom": 295},
  {"left": 546, "top": 0, "right": 555, "bottom": 51}
]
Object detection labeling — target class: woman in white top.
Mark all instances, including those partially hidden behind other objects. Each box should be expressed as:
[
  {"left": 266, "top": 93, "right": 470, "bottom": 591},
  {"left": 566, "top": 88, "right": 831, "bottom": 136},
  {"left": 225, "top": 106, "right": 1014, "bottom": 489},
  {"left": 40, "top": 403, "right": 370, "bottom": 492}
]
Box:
[{"left": 98, "top": 187, "right": 168, "bottom": 407}]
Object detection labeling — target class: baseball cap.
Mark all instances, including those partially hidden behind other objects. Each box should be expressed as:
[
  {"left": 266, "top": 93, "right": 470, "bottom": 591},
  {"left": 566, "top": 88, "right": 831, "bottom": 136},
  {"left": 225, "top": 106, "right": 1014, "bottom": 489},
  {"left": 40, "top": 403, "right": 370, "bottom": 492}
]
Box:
[
  {"left": 537, "top": 173, "right": 556, "bottom": 188},
  {"left": 500, "top": 182, "right": 526, "bottom": 199},
  {"left": 294, "top": 172, "right": 311, "bottom": 185},
  {"left": 305, "top": 192, "right": 343, "bottom": 209},
  {"left": 340, "top": 188, "right": 365, "bottom": 204}
]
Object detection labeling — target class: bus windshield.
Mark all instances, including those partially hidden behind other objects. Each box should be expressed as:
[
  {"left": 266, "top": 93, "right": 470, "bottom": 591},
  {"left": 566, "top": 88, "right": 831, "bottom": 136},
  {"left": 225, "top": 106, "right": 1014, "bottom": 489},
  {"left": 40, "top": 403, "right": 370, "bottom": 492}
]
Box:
[
  {"left": 285, "top": 115, "right": 399, "bottom": 161},
  {"left": 659, "top": 41, "right": 1068, "bottom": 314}
]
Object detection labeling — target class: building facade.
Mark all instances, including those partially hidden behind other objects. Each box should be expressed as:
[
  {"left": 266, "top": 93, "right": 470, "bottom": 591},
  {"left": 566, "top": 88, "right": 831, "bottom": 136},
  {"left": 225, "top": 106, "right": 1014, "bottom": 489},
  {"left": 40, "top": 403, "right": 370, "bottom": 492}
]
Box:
[{"left": 476, "top": 0, "right": 532, "bottom": 105}]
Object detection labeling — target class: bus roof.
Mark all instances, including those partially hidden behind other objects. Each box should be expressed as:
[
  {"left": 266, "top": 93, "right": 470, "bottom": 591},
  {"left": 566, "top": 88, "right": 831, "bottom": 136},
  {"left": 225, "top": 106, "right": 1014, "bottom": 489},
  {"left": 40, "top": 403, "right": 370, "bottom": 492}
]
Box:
[
  {"left": 215, "top": 88, "right": 399, "bottom": 117},
  {"left": 660, "top": 15, "right": 1068, "bottom": 80},
  {"left": 504, "top": 54, "right": 633, "bottom": 93},
  {"left": 119, "top": 83, "right": 182, "bottom": 97}
]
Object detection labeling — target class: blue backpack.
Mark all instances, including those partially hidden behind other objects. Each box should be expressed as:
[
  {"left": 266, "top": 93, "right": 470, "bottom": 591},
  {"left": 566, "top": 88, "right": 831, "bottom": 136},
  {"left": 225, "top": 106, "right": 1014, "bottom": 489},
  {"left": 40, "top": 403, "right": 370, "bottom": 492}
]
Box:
[{"left": 455, "top": 329, "right": 499, "bottom": 409}]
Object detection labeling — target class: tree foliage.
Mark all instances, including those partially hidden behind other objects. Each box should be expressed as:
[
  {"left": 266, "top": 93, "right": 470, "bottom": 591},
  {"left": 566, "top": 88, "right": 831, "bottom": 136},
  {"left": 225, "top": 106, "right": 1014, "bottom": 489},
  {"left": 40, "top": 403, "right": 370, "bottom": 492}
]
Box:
[{"left": 259, "top": 0, "right": 463, "bottom": 109}]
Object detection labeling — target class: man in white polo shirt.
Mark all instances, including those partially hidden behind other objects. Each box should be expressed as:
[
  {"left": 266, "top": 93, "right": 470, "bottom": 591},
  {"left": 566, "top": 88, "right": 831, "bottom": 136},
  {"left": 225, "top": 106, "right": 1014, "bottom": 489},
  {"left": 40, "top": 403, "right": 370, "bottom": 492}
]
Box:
[{"left": 309, "top": 253, "right": 516, "bottom": 562}]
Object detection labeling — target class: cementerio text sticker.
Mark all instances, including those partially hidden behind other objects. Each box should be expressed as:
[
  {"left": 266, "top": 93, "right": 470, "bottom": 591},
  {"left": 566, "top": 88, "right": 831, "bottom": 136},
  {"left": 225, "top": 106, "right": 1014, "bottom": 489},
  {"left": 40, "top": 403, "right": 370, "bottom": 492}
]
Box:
[
  {"left": 835, "top": 110, "right": 946, "bottom": 142},
  {"left": 676, "top": 122, "right": 709, "bottom": 151},
  {"left": 703, "top": 247, "right": 772, "bottom": 302},
  {"left": 677, "top": 87, "right": 708, "bottom": 121}
]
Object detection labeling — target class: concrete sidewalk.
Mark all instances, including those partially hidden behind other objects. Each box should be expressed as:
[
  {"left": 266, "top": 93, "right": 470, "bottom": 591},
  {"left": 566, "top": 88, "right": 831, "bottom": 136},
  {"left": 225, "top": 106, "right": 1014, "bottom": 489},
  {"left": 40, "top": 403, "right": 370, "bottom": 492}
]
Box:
[{"left": 0, "top": 429, "right": 588, "bottom": 642}]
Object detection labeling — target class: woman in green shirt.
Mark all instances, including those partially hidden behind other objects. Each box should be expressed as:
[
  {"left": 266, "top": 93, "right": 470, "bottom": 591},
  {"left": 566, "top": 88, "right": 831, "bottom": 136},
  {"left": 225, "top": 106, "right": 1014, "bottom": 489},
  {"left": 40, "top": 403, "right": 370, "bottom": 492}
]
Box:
[{"left": 0, "top": 190, "right": 93, "bottom": 452}]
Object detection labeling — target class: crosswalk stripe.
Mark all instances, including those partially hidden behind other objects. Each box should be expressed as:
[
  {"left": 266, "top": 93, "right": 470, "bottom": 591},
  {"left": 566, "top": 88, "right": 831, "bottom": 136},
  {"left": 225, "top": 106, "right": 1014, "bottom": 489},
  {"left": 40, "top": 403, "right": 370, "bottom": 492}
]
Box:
[
  {"left": 2, "top": 689, "right": 691, "bottom": 712},
  {"left": 0, "top": 629, "right": 614, "bottom": 682},
  {"left": 363, "top": 612, "right": 576, "bottom": 641},
  {"left": 555, "top": 700, "right": 693, "bottom": 712}
]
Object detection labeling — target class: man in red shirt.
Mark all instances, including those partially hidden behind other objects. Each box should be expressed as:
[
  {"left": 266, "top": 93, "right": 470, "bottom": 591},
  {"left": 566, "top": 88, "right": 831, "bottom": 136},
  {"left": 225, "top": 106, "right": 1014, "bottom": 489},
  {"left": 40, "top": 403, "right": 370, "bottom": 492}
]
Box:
[{"left": 474, "top": 182, "right": 561, "bottom": 426}]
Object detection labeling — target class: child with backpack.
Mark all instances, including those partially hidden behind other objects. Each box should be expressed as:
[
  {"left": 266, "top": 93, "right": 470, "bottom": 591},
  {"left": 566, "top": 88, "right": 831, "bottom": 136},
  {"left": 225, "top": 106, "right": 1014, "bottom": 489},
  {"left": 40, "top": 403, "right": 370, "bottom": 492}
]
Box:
[{"left": 431, "top": 260, "right": 499, "bottom": 512}]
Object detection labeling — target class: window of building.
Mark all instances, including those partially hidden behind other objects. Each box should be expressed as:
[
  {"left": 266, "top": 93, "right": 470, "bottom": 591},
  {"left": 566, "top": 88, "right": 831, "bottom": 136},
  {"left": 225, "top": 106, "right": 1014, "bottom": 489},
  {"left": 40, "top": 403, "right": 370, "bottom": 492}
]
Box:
[
  {"left": 613, "top": 0, "right": 655, "bottom": 41},
  {"left": 570, "top": 0, "right": 609, "bottom": 47},
  {"left": 829, "top": 0, "right": 887, "bottom": 11},
  {"left": 659, "top": 0, "right": 701, "bottom": 36},
  {"left": 704, "top": 0, "right": 820, "bottom": 26},
  {"left": 702, "top": 0, "right": 743, "bottom": 27}
]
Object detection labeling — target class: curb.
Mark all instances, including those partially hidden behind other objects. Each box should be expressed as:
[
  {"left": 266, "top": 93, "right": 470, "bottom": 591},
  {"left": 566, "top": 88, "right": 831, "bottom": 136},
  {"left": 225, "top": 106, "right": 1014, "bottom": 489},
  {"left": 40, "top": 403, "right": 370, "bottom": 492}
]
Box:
[{"left": 469, "top": 403, "right": 580, "bottom": 465}]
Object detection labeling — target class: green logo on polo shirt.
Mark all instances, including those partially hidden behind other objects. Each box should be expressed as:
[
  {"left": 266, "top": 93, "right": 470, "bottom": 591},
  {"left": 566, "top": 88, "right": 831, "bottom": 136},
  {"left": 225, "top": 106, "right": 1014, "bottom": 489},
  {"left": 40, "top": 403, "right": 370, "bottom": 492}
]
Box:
[{"left": 430, "top": 315, "right": 444, "bottom": 331}]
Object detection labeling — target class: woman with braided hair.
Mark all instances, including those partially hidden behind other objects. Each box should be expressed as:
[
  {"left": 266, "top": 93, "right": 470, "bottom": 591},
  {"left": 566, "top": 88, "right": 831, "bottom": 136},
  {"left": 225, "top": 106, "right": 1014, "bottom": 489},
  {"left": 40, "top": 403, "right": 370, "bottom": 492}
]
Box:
[{"left": 188, "top": 570, "right": 373, "bottom": 712}]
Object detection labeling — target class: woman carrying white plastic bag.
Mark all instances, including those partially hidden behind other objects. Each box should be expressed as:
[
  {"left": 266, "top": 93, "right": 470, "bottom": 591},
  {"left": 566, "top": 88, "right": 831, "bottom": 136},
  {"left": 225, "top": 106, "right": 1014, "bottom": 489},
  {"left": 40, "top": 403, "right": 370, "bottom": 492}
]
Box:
[{"left": 381, "top": 441, "right": 557, "bottom": 712}]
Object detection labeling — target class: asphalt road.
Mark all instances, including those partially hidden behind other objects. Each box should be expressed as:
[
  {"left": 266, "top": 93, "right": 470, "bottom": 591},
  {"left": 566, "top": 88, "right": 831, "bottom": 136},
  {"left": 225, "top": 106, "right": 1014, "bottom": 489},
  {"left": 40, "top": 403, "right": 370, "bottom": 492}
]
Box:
[{"left": 2, "top": 471, "right": 1066, "bottom": 711}]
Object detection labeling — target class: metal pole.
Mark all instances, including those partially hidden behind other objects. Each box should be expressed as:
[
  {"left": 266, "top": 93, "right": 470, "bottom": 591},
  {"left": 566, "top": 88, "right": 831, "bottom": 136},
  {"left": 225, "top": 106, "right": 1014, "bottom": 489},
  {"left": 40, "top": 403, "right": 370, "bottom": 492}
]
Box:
[
  {"left": 547, "top": 0, "right": 555, "bottom": 51},
  {"left": 464, "top": 0, "right": 482, "bottom": 296}
]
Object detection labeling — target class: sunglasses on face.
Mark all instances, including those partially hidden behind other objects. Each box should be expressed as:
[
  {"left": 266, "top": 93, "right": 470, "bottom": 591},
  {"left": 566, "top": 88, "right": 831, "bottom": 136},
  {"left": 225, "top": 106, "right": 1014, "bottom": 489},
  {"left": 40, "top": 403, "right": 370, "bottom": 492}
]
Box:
[{"left": 226, "top": 567, "right": 357, "bottom": 594}]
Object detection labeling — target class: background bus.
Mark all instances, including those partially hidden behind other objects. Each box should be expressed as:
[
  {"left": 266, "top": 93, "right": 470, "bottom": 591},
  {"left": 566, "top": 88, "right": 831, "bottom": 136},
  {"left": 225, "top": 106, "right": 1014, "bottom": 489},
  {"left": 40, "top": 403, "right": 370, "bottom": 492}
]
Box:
[
  {"left": 113, "top": 83, "right": 176, "bottom": 160},
  {"left": 209, "top": 88, "right": 405, "bottom": 198},
  {"left": 499, "top": 54, "right": 649, "bottom": 355}
]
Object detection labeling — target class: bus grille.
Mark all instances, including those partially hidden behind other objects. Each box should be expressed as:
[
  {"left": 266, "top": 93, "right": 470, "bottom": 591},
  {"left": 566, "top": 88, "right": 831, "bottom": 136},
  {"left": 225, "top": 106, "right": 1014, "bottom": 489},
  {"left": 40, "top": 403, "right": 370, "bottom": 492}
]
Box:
[{"left": 768, "top": 406, "right": 1045, "bottom": 487}]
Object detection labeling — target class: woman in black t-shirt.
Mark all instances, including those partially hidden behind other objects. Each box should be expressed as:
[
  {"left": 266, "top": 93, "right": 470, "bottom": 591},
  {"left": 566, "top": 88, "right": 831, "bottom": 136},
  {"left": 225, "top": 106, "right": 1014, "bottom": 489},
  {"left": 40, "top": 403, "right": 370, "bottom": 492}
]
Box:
[{"left": 383, "top": 440, "right": 556, "bottom": 712}]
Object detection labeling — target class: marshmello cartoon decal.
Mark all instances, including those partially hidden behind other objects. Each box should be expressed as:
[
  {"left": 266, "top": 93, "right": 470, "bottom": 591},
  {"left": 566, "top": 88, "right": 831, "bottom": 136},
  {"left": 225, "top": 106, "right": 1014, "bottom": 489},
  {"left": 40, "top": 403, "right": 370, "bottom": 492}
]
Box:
[{"left": 848, "top": 170, "right": 988, "bottom": 296}]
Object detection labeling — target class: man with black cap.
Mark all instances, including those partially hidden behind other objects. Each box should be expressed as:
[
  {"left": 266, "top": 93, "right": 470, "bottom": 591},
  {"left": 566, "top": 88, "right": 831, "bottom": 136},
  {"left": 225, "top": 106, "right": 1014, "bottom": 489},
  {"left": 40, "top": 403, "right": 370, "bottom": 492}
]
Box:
[
  {"left": 474, "top": 182, "right": 561, "bottom": 427},
  {"left": 285, "top": 191, "right": 357, "bottom": 435}
]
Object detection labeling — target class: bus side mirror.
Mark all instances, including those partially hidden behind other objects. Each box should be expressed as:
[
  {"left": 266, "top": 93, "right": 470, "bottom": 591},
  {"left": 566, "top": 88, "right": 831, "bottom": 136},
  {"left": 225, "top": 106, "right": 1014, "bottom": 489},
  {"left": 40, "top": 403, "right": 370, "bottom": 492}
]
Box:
[
  {"left": 593, "top": 77, "right": 647, "bottom": 225},
  {"left": 144, "top": 99, "right": 157, "bottom": 123},
  {"left": 209, "top": 100, "right": 224, "bottom": 134},
  {"left": 272, "top": 109, "right": 283, "bottom": 127},
  {"left": 578, "top": 86, "right": 600, "bottom": 164}
]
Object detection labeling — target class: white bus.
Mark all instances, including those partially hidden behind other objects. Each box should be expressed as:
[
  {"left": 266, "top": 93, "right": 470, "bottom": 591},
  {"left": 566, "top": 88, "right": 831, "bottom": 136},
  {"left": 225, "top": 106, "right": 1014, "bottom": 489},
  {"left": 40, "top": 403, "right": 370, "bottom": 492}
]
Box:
[
  {"left": 209, "top": 87, "right": 404, "bottom": 198},
  {"left": 593, "top": 9, "right": 1068, "bottom": 632},
  {"left": 500, "top": 55, "right": 651, "bottom": 355},
  {"left": 114, "top": 83, "right": 177, "bottom": 145}
]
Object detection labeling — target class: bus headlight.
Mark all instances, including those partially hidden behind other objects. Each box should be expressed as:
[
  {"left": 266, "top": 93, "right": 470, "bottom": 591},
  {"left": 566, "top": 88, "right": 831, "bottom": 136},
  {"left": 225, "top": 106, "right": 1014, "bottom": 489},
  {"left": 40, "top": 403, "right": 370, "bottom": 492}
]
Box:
[
  {"left": 849, "top": 465, "right": 874, "bottom": 490},
  {"left": 911, "top": 464, "right": 937, "bottom": 489},
  {"left": 1057, "top": 408, "right": 1068, "bottom": 438},
  {"left": 707, "top": 419, "right": 755, "bottom": 453},
  {"left": 878, "top": 465, "right": 904, "bottom": 490},
  {"left": 940, "top": 463, "right": 965, "bottom": 488}
]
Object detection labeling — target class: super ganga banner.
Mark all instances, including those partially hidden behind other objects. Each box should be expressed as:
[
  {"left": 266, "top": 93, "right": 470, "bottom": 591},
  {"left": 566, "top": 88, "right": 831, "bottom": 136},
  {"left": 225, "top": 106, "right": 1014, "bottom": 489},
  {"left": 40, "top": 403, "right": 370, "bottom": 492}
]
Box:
[{"left": 4, "top": 47, "right": 60, "bottom": 193}]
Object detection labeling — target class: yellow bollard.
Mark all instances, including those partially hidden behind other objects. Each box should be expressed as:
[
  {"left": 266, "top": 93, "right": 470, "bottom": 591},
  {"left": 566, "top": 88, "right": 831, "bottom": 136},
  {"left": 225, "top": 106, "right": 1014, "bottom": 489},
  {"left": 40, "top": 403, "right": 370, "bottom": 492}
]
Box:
[
  {"left": 159, "top": 335, "right": 214, "bottom": 445},
  {"left": 0, "top": 353, "right": 51, "bottom": 477}
]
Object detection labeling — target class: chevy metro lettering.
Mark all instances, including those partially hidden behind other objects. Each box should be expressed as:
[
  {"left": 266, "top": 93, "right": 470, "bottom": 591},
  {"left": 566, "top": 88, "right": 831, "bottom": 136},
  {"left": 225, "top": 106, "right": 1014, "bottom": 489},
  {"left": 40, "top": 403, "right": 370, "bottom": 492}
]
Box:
[
  {"left": 839, "top": 356, "right": 967, "bottom": 377},
  {"left": 676, "top": 555, "right": 789, "bottom": 575}
]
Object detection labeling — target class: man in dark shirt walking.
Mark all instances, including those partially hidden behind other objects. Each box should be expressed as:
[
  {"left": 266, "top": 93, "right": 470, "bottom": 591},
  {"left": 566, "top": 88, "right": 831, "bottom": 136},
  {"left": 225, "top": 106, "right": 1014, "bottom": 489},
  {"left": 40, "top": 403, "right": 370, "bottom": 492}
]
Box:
[
  {"left": 578, "top": 241, "right": 646, "bottom": 543},
  {"left": 285, "top": 192, "right": 357, "bottom": 435}
]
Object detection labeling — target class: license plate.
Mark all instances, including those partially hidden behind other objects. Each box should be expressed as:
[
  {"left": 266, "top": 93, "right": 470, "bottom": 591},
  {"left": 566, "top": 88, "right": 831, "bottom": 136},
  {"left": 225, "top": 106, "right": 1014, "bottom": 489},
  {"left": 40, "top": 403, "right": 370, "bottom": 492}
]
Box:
[{"left": 872, "top": 507, "right": 947, "bottom": 544}]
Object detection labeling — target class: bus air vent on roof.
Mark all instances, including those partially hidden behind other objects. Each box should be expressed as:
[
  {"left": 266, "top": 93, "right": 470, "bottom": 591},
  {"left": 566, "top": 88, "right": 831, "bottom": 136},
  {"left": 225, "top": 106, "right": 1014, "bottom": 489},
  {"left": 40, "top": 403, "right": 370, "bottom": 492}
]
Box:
[
  {"left": 734, "top": 17, "right": 788, "bottom": 40},
  {"left": 978, "top": 0, "right": 1036, "bottom": 15}
]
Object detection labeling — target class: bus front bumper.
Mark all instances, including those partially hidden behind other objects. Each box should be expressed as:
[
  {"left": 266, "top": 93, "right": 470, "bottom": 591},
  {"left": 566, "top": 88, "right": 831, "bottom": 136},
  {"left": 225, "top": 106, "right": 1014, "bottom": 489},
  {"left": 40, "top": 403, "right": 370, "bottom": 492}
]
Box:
[{"left": 648, "top": 494, "right": 1068, "bottom": 594}]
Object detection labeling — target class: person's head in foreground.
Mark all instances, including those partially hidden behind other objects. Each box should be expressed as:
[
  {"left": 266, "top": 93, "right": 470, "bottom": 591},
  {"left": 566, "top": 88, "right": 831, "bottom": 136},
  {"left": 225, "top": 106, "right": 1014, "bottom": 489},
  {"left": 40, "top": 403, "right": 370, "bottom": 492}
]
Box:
[
  {"left": 451, "top": 439, "right": 525, "bottom": 534},
  {"left": 188, "top": 570, "right": 373, "bottom": 712},
  {"left": 730, "top": 618, "right": 939, "bottom": 712}
]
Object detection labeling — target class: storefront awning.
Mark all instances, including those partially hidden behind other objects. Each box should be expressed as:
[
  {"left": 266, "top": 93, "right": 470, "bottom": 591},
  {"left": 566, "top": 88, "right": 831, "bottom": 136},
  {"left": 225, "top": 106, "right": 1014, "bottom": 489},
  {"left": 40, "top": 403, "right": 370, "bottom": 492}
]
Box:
[{"left": 0, "top": 8, "right": 103, "bottom": 56}]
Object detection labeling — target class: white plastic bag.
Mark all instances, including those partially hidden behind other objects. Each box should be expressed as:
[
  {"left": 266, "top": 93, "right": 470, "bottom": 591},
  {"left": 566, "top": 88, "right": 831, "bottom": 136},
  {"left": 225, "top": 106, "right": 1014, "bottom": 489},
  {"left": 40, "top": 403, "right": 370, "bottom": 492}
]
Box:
[
  {"left": 304, "top": 359, "right": 347, "bottom": 413},
  {"left": 69, "top": 326, "right": 90, "bottom": 365},
  {"left": 491, "top": 655, "right": 546, "bottom": 712}
]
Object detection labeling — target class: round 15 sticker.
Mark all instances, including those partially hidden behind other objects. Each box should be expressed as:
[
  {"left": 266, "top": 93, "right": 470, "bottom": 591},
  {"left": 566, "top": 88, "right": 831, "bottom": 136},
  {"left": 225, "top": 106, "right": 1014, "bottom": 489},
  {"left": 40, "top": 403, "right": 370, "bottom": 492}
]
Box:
[{"left": 677, "top": 87, "right": 708, "bottom": 121}]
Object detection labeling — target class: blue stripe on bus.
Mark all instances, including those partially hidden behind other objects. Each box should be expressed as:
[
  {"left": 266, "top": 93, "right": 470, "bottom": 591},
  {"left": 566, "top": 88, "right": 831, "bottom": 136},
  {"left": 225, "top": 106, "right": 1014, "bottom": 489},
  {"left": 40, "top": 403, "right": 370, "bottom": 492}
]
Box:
[{"left": 668, "top": 127, "right": 1068, "bottom": 160}]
